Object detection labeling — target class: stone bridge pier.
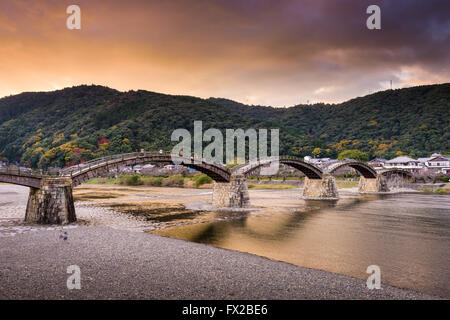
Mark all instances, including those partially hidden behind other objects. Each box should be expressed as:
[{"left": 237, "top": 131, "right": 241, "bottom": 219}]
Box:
[
  {"left": 358, "top": 174, "right": 389, "bottom": 193},
  {"left": 212, "top": 174, "right": 250, "bottom": 208},
  {"left": 25, "top": 178, "right": 76, "bottom": 224},
  {"left": 302, "top": 174, "right": 339, "bottom": 200}
]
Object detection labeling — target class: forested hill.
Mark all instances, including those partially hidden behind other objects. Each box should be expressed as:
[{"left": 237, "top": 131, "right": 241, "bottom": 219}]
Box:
[
  {"left": 0, "top": 85, "right": 303, "bottom": 168},
  {"left": 0, "top": 83, "right": 448, "bottom": 168},
  {"left": 210, "top": 83, "right": 450, "bottom": 159}
]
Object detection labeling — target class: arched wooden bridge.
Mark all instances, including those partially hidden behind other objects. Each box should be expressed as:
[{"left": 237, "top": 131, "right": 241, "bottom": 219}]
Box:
[
  {"left": 61, "top": 151, "right": 231, "bottom": 186},
  {"left": 0, "top": 153, "right": 415, "bottom": 188},
  {"left": 0, "top": 152, "right": 416, "bottom": 224},
  {"left": 232, "top": 156, "right": 323, "bottom": 179},
  {"left": 323, "top": 160, "right": 378, "bottom": 178}
]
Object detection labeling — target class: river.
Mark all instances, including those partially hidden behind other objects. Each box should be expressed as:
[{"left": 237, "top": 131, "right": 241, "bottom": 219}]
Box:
[
  {"left": 2, "top": 184, "right": 449, "bottom": 298},
  {"left": 155, "top": 191, "right": 450, "bottom": 298}
]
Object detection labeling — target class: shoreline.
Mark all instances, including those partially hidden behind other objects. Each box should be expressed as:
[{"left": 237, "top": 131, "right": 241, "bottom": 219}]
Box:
[{"left": 0, "top": 184, "right": 445, "bottom": 299}]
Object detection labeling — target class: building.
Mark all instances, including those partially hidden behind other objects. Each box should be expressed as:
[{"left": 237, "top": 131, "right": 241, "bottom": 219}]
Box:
[
  {"left": 368, "top": 158, "right": 387, "bottom": 170},
  {"left": 304, "top": 156, "right": 338, "bottom": 167},
  {"left": 418, "top": 153, "right": 450, "bottom": 174},
  {"left": 119, "top": 166, "right": 133, "bottom": 174},
  {"left": 383, "top": 156, "right": 423, "bottom": 173},
  {"left": 305, "top": 156, "right": 355, "bottom": 175}
]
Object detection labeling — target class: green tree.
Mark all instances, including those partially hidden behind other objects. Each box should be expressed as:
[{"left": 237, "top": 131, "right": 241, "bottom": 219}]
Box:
[
  {"left": 338, "top": 149, "right": 369, "bottom": 162},
  {"left": 312, "top": 147, "right": 321, "bottom": 157}
]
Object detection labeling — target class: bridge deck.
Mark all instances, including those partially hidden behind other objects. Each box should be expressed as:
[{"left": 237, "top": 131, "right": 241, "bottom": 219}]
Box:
[{"left": 1, "top": 153, "right": 414, "bottom": 189}]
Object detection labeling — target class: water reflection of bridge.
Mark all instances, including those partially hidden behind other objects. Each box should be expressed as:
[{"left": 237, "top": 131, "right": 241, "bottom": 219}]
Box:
[
  {"left": 184, "top": 195, "right": 389, "bottom": 245},
  {"left": 0, "top": 152, "right": 412, "bottom": 225}
]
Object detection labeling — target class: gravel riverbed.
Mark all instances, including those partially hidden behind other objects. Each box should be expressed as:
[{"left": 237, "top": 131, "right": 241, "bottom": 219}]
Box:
[{"left": 0, "top": 185, "right": 439, "bottom": 299}]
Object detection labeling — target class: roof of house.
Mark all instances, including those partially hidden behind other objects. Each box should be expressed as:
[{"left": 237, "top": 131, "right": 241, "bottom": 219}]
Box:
[
  {"left": 369, "top": 158, "right": 387, "bottom": 162},
  {"left": 428, "top": 155, "right": 450, "bottom": 161},
  {"left": 386, "top": 156, "right": 418, "bottom": 163},
  {"left": 418, "top": 154, "right": 450, "bottom": 162}
]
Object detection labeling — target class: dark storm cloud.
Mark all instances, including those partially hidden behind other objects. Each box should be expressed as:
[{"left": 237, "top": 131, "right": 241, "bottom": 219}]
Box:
[{"left": 0, "top": 0, "right": 448, "bottom": 105}]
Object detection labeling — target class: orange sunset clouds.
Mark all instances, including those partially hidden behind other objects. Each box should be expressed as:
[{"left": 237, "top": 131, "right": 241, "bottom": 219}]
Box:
[{"left": 0, "top": 0, "right": 449, "bottom": 106}]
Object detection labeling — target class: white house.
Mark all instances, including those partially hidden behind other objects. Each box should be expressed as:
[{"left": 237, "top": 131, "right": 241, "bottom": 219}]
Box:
[
  {"left": 418, "top": 154, "right": 450, "bottom": 174},
  {"left": 384, "top": 156, "right": 423, "bottom": 172}
]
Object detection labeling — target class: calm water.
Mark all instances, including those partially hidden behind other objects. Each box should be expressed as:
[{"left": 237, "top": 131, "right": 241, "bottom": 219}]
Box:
[{"left": 157, "top": 193, "right": 450, "bottom": 298}]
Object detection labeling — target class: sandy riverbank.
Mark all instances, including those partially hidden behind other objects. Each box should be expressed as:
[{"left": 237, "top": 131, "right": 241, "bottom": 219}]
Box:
[
  {"left": 0, "top": 225, "right": 438, "bottom": 299},
  {"left": 0, "top": 184, "right": 440, "bottom": 299}
]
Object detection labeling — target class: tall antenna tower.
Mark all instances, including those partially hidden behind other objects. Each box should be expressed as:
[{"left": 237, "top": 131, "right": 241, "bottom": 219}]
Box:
[{"left": 390, "top": 80, "right": 393, "bottom": 90}]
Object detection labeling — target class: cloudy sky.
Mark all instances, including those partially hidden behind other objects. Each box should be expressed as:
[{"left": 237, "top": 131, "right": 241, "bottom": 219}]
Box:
[{"left": 0, "top": 0, "right": 449, "bottom": 106}]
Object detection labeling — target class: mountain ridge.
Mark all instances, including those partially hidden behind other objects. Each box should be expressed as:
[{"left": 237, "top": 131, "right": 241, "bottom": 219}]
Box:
[{"left": 0, "top": 83, "right": 448, "bottom": 168}]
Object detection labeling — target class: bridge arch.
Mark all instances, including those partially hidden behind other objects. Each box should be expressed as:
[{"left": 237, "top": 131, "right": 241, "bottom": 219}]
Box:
[
  {"left": 232, "top": 156, "right": 323, "bottom": 179},
  {"left": 0, "top": 170, "right": 42, "bottom": 188},
  {"left": 325, "top": 161, "right": 377, "bottom": 178},
  {"left": 62, "top": 152, "right": 231, "bottom": 187},
  {"left": 379, "top": 168, "right": 414, "bottom": 179}
]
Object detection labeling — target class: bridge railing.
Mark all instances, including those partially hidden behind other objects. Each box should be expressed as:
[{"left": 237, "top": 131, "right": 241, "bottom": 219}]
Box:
[
  {"left": 61, "top": 151, "right": 233, "bottom": 177},
  {"left": 231, "top": 156, "right": 304, "bottom": 174},
  {"left": 60, "top": 152, "right": 170, "bottom": 176},
  {"left": 60, "top": 151, "right": 236, "bottom": 176},
  {"left": 0, "top": 166, "right": 58, "bottom": 178}
]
